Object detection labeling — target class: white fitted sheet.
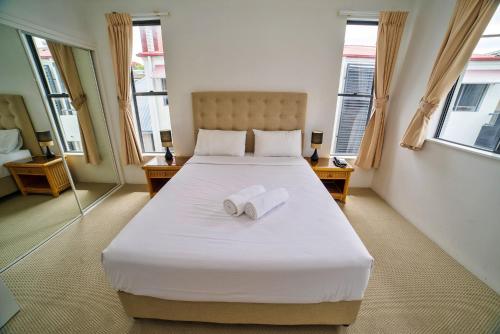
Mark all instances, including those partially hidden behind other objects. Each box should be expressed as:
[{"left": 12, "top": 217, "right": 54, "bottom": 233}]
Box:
[
  {"left": 102, "top": 155, "right": 373, "bottom": 303},
  {"left": 0, "top": 150, "right": 31, "bottom": 178}
]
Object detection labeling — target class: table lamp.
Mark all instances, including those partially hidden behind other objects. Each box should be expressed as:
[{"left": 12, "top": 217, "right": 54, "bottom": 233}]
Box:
[
  {"left": 36, "top": 131, "right": 55, "bottom": 159},
  {"left": 311, "top": 130, "right": 323, "bottom": 162},
  {"left": 160, "top": 130, "right": 173, "bottom": 161}
]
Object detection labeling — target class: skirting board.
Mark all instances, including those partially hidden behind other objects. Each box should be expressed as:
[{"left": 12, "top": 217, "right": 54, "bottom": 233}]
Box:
[{"left": 118, "top": 291, "right": 361, "bottom": 325}]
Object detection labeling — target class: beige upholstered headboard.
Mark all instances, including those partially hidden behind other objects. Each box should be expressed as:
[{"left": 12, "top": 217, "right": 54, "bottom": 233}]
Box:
[
  {"left": 192, "top": 92, "right": 307, "bottom": 152},
  {"left": 0, "top": 94, "right": 42, "bottom": 155}
]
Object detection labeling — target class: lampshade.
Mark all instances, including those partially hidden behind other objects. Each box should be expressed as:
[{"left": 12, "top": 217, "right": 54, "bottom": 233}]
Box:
[
  {"left": 160, "top": 130, "right": 173, "bottom": 148},
  {"left": 36, "top": 131, "right": 54, "bottom": 147},
  {"left": 311, "top": 131, "right": 323, "bottom": 149}
]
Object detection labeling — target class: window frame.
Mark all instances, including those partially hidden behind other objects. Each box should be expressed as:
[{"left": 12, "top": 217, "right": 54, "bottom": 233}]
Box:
[
  {"left": 130, "top": 19, "right": 169, "bottom": 154},
  {"left": 434, "top": 15, "right": 500, "bottom": 155},
  {"left": 332, "top": 19, "right": 378, "bottom": 156},
  {"left": 25, "top": 34, "right": 81, "bottom": 153}
]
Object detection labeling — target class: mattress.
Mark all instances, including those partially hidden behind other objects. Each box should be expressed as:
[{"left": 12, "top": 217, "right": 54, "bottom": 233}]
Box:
[
  {"left": 102, "top": 155, "right": 373, "bottom": 304},
  {"left": 0, "top": 149, "right": 31, "bottom": 178}
]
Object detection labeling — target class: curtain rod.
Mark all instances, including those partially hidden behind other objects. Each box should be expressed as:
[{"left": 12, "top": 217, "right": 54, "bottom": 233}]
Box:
[{"left": 338, "top": 10, "right": 378, "bottom": 19}]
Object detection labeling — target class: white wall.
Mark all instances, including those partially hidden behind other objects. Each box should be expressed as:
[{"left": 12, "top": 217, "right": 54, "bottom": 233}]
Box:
[
  {"left": 0, "top": 0, "right": 93, "bottom": 49},
  {"left": 83, "top": 0, "right": 415, "bottom": 184},
  {"left": 372, "top": 0, "right": 500, "bottom": 293}
]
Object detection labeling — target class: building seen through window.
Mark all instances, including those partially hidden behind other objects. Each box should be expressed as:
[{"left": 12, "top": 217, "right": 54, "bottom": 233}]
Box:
[
  {"left": 333, "top": 21, "right": 377, "bottom": 155},
  {"left": 131, "top": 21, "right": 171, "bottom": 153}
]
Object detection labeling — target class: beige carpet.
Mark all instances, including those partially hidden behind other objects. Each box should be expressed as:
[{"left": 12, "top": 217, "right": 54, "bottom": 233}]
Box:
[
  {"left": 0, "top": 186, "right": 499, "bottom": 334},
  {"left": 0, "top": 182, "right": 117, "bottom": 269},
  {"left": 0, "top": 189, "right": 80, "bottom": 269},
  {"left": 73, "top": 182, "right": 118, "bottom": 210}
]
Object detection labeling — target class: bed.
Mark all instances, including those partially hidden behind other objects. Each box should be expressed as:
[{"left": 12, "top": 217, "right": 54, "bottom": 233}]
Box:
[
  {"left": 0, "top": 95, "right": 41, "bottom": 197},
  {"left": 102, "top": 92, "right": 373, "bottom": 325}
]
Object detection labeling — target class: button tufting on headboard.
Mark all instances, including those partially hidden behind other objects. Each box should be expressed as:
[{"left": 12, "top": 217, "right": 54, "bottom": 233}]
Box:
[
  {"left": 192, "top": 92, "right": 307, "bottom": 152},
  {"left": 0, "top": 94, "right": 43, "bottom": 155}
]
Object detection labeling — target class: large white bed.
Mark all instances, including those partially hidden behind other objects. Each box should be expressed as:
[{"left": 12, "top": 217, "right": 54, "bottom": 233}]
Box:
[
  {"left": 103, "top": 155, "right": 373, "bottom": 304},
  {"left": 102, "top": 92, "right": 373, "bottom": 325}
]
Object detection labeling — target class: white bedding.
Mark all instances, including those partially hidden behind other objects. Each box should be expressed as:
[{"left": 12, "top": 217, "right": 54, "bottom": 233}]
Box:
[
  {"left": 0, "top": 149, "right": 31, "bottom": 178},
  {"left": 102, "top": 155, "right": 373, "bottom": 303}
]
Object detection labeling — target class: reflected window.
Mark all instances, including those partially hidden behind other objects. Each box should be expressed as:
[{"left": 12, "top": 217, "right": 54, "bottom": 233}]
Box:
[
  {"left": 332, "top": 20, "right": 378, "bottom": 156},
  {"left": 436, "top": 7, "right": 500, "bottom": 154},
  {"left": 26, "top": 35, "right": 82, "bottom": 153},
  {"left": 131, "top": 20, "right": 171, "bottom": 153}
]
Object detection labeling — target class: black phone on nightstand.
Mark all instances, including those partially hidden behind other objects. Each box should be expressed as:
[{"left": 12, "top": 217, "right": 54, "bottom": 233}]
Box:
[{"left": 333, "top": 157, "right": 348, "bottom": 168}]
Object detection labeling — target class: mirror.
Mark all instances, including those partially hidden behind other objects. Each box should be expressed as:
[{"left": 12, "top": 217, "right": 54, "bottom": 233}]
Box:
[
  {"left": 26, "top": 36, "right": 120, "bottom": 211},
  {"left": 0, "top": 22, "right": 120, "bottom": 270},
  {"left": 0, "top": 23, "right": 81, "bottom": 269}
]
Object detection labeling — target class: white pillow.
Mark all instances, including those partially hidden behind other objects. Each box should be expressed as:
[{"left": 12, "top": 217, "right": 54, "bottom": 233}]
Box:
[
  {"left": 0, "top": 129, "right": 23, "bottom": 154},
  {"left": 194, "top": 129, "right": 247, "bottom": 156},
  {"left": 253, "top": 129, "right": 302, "bottom": 157}
]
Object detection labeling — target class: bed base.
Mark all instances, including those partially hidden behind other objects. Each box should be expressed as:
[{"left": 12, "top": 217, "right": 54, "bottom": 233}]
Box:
[
  {"left": 118, "top": 291, "right": 361, "bottom": 325},
  {"left": 0, "top": 176, "right": 18, "bottom": 198}
]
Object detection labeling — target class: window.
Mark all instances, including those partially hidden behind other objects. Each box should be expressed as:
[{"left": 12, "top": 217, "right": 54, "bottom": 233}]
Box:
[
  {"left": 453, "top": 84, "right": 488, "bottom": 112},
  {"left": 26, "top": 35, "right": 83, "bottom": 152},
  {"left": 130, "top": 20, "right": 171, "bottom": 153},
  {"left": 436, "top": 8, "right": 500, "bottom": 154},
  {"left": 333, "top": 20, "right": 378, "bottom": 155},
  {"left": 160, "top": 79, "right": 168, "bottom": 106}
]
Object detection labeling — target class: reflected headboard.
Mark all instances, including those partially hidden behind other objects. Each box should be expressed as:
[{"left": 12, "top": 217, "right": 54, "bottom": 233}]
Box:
[
  {"left": 192, "top": 91, "right": 307, "bottom": 152},
  {"left": 0, "top": 94, "right": 42, "bottom": 155}
]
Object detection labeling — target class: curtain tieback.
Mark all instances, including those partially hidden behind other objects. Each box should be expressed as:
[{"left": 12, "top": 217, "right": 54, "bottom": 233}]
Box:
[
  {"left": 72, "top": 94, "right": 87, "bottom": 109},
  {"left": 374, "top": 96, "right": 389, "bottom": 108},
  {"left": 419, "top": 99, "right": 438, "bottom": 118},
  {"left": 118, "top": 98, "right": 130, "bottom": 110}
]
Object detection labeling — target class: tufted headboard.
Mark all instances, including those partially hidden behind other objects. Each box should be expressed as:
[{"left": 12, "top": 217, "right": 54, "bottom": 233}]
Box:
[
  {"left": 0, "top": 94, "right": 42, "bottom": 155},
  {"left": 192, "top": 91, "right": 307, "bottom": 152}
]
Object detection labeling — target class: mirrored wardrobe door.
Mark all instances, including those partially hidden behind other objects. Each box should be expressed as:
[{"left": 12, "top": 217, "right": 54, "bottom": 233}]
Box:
[
  {"left": 25, "top": 35, "right": 120, "bottom": 211},
  {"left": 0, "top": 23, "right": 81, "bottom": 271}
]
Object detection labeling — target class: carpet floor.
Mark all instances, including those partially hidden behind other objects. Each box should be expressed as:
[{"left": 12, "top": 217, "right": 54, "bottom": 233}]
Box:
[
  {"left": 0, "top": 182, "right": 117, "bottom": 269},
  {"left": 0, "top": 186, "right": 499, "bottom": 334}
]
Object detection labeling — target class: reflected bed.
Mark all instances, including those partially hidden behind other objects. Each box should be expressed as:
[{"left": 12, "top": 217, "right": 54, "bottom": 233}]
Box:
[{"left": 0, "top": 95, "right": 41, "bottom": 197}]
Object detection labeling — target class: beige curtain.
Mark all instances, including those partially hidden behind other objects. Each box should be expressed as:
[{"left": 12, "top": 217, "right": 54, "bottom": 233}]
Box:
[
  {"left": 355, "top": 11, "right": 408, "bottom": 169},
  {"left": 47, "top": 42, "right": 101, "bottom": 165},
  {"left": 106, "top": 12, "right": 143, "bottom": 165},
  {"left": 400, "top": 0, "right": 498, "bottom": 150}
]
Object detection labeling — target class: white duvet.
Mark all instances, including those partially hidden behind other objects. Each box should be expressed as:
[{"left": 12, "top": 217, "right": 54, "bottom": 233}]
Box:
[
  {"left": 102, "top": 155, "right": 373, "bottom": 303},
  {"left": 0, "top": 149, "right": 31, "bottom": 178}
]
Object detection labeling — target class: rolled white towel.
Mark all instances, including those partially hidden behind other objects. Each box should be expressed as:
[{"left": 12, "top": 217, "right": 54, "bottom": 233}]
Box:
[
  {"left": 244, "top": 188, "right": 289, "bottom": 220},
  {"left": 223, "top": 185, "right": 266, "bottom": 216}
]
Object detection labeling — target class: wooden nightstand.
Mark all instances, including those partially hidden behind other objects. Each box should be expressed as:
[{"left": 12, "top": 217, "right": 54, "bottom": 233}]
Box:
[
  {"left": 4, "top": 156, "right": 71, "bottom": 197},
  {"left": 305, "top": 157, "right": 354, "bottom": 203},
  {"left": 142, "top": 156, "right": 190, "bottom": 198}
]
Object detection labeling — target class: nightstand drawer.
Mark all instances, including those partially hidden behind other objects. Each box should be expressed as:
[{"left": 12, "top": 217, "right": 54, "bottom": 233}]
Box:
[
  {"left": 12, "top": 167, "right": 44, "bottom": 175},
  {"left": 147, "top": 170, "right": 178, "bottom": 178},
  {"left": 315, "top": 170, "right": 348, "bottom": 179}
]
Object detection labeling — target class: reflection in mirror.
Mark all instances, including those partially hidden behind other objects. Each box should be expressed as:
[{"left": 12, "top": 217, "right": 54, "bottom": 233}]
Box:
[
  {"left": 0, "top": 23, "right": 81, "bottom": 269},
  {"left": 27, "top": 36, "right": 119, "bottom": 210}
]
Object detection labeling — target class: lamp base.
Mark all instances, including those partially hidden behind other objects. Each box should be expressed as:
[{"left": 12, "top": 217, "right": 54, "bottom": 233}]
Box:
[
  {"left": 311, "top": 148, "right": 319, "bottom": 162},
  {"left": 165, "top": 147, "right": 173, "bottom": 161},
  {"left": 45, "top": 147, "right": 55, "bottom": 159}
]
